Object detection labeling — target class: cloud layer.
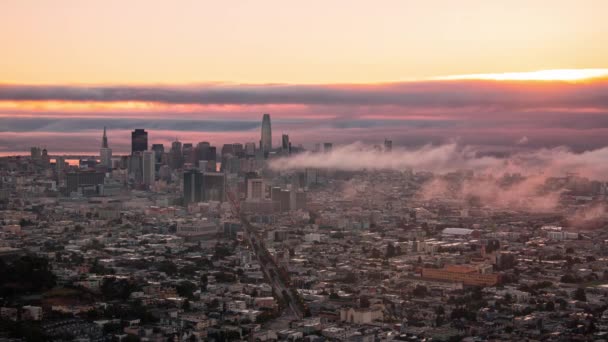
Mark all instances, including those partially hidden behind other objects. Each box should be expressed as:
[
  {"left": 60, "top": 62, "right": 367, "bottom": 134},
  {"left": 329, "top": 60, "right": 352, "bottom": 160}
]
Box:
[
  {"left": 2, "top": 77, "right": 608, "bottom": 154},
  {"left": 269, "top": 142, "right": 608, "bottom": 180},
  {"left": 2, "top": 78, "right": 608, "bottom": 108},
  {"left": 270, "top": 142, "right": 608, "bottom": 215}
]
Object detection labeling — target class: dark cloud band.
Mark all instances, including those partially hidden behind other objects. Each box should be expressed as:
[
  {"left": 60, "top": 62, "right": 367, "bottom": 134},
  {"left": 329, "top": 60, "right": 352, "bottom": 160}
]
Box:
[{"left": 1, "top": 79, "right": 608, "bottom": 108}]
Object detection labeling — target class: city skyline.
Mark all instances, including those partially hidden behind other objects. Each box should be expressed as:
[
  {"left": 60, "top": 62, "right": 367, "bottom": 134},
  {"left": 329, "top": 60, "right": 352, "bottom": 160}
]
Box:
[
  {"left": 3, "top": 2, "right": 608, "bottom": 340},
  {"left": 2, "top": 1, "right": 608, "bottom": 155},
  {"left": 3, "top": 73, "right": 608, "bottom": 155}
]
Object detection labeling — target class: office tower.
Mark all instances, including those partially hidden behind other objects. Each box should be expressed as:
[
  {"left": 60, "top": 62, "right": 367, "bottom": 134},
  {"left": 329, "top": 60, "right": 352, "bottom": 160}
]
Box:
[
  {"left": 220, "top": 154, "right": 241, "bottom": 174},
  {"left": 129, "top": 152, "right": 143, "bottom": 183},
  {"left": 195, "top": 142, "right": 216, "bottom": 167},
  {"left": 202, "top": 172, "right": 226, "bottom": 202},
  {"left": 41, "top": 149, "right": 50, "bottom": 167},
  {"left": 232, "top": 143, "right": 244, "bottom": 157},
  {"left": 207, "top": 146, "right": 217, "bottom": 161},
  {"left": 384, "top": 139, "right": 393, "bottom": 152},
  {"left": 100, "top": 148, "right": 112, "bottom": 170},
  {"left": 221, "top": 144, "right": 234, "bottom": 156},
  {"left": 183, "top": 170, "right": 203, "bottom": 205},
  {"left": 142, "top": 151, "right": 155, "bottom": 186},
  {"left": 206, "top": 160, "right": 217, "bottom": 173},
  {"left": 151, "top": 144, "right": 164, "bottom": 164},
  {"left": 271, "top": 187, "right": 290, "bottom": 211},
  {"left": 79, "top": 158, "right": 97, "bottom": 170},
  {"left": 195, "top": 141, "right": 210, "bottom": 160},
  {"left": 245, "top": 142, "right": 256, "bottom": 157},
  {"left": 244, "top": 172, "right": 260, "bottom": 197},
  {"left": 324, "top": 142, "right": 333, "bottom": 153},
  {"left": 170, "top": 140, "right": 183, "bottom": 169},
  {"left": 282, "top": 134, "right": 290, "bottom": 154},
  {"left": 247, "top": 178, "right": 266, "bottom": 200},
  {"left": 260, "top": 113, "right": 272, "bottom": 157},
  {"left": 30, "top": 147, "right": 41, "bottom": 159},
  {"left": 65, "top": 171, "right": 105, "bottom": 196},
  {"left": 100, "top": 127, "right": 112, "bottom": 169},
  {"left": 270, "top": 186, "right": 305, "bottom": 212},
  {"left": 131, "top": 129, "right": 148, "bottom": 153},
  {"left": 55, "top": 157, "right": 65, "bottom": 176},
  {"left": 182, "top": 143, "right": 194, "bottom": 165},
  {"left": 183, "top": 170, "right": 226, "bottom": 204},
  {"left": 159, "top": 165, "right": 171, "bottom": 182},
  {"left": 152, "top": 144, "right": 165, "bottom": 172}
]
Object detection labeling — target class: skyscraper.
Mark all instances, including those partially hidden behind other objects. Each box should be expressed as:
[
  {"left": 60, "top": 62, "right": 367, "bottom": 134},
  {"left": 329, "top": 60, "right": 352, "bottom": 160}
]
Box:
[
  {"left": 129, "top": 152, "right": 143, "bottom": 183},
  {"left": 183, "top": 169, "right": 226, "bottom": 204},
  {"left": 245, "top": 142, "right": 256, "bottom": 157},
  {"left": 30, "top": 147, "right": 41, "bottom": 159},
  {"left": 282, "top": 134, "right": 290, "bottom": 154},
  {"left": 65, "top": 171, "right": 105, "bottom": 196},
  {"left": 142, "top": 151, "right": 155, "bottom": 187},
  {"left": 100, "top": 127, "right": 112, "bottom": 169},
  {"left": 260, "top": 113, "right": 272, "bottom": 157},
  {"left": 182, "top": 143, "right": 194, "bottom": 165},
  {"left": 131, "top": 129, "right": 148, "bottom": 153},
  {"left": 102, "top": 127, "right": 108, "bottom": 148},
  {"left": 384, "top": 139, "right": 393, "bottom": 152},
  {"left": 196, "top": 142, "right": 216, "bottom": 161},
  {"left": 183, "top": 169, "right": 203, "bottom": 204},
  {"left": 232, "top": 143, "right": 244, "bottom": 157},
  {"left": 221, "top": 144, "right": 234, "bottom": 156},
  {"left": 151, "top": 144, "right": 164, "bottom": 168},
  {"left": 170, "top": 140, "right": 183, "bottom": 169}
]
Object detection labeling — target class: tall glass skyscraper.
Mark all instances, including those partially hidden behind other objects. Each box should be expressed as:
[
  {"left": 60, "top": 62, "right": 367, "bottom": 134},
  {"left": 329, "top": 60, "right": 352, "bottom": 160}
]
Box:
[
  {"left": 131, "top": 129, "right": 148, "bottom": 153},
  {"left": 282, "top": 134, "right": 290, "bottom": 154},
  {"left": 260, "top": 113, "right": 272, "bottom": 157}
]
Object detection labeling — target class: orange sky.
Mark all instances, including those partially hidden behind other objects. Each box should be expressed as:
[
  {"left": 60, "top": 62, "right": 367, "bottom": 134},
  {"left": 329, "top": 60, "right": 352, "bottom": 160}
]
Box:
[
  {"left": 1, "top": 0, "right": 607, "bottom": 85},
  {"left": 2, "top": 1, "right": 608, "bottom": 155}
]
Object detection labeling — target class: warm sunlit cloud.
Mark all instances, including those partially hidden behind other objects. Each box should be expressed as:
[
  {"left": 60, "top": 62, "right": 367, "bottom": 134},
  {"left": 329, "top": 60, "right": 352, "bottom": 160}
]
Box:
[
  {"left": 1, "top": 71, "right": 608, "bottom": 155},
  {"left": 434, "top": 68, "right": 608, "bottom": 82}
]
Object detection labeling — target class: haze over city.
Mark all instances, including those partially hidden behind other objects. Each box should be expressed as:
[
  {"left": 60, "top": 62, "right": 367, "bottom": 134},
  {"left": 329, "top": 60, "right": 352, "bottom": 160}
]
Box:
[{"left": 2, "top": 1, "right": 608, "bottom": 341}]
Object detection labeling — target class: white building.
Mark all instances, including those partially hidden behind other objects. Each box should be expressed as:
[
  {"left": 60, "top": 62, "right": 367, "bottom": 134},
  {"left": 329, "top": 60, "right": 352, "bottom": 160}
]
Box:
[
  {"left": 176, "top": 219, "right": 218, "bottom": 239},
  {"left": 340, "top": 307, "right": 384, "bottom": 325}
]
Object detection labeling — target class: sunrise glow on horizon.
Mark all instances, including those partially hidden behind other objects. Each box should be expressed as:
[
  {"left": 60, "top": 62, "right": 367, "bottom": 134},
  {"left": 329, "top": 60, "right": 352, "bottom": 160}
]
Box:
[
  {"left": 2, "top": 0, "right": 608, "bottom": 155},
  {"left": 434, "top": 69, "right": 608, "bottom": 82},
  {"left": 2, "top": 0, "right": 608, "bottom": 85}
]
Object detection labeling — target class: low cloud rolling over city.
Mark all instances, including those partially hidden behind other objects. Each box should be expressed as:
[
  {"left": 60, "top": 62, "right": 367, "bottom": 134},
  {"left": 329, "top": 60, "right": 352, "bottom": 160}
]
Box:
[
  {"left": 271, "top": 142, "right": 608, "bottom": 215},
  {"left": 270, "top": 142, "right": 608, "bottom": 180}
]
